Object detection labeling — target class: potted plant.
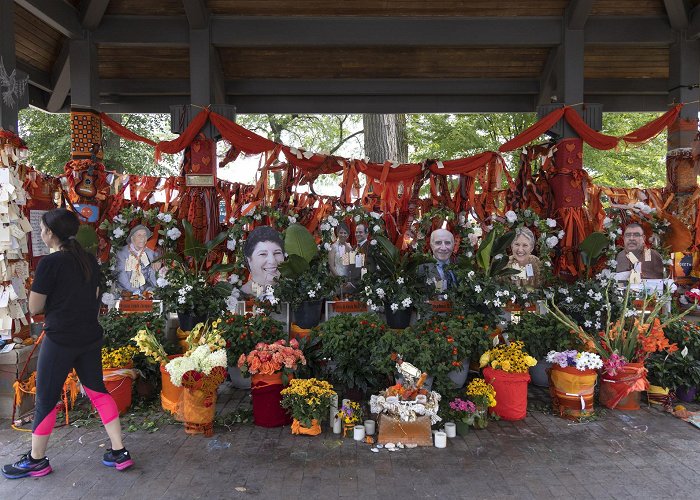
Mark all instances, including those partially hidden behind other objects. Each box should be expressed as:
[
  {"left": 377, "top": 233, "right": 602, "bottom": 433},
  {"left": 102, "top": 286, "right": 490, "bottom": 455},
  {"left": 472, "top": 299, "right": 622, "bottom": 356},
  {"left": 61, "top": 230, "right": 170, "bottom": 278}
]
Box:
[
  {"left": 548, "top": 284, "right": 688, "bottom": 410},
  {"left": 545, "top": 350, "right": 603, "bottom": 419},
  {"left": 406, "top": 313, "right": 490, "bottom": 395},
  {"left": 217, "top": 312, "right": 285, "bottom": 388},
  {"left": 164, "top": 322, "right": 228, "bottom": 436},
  {"left": 156, "top": 220, "right": 234, "bottom": 329},
  {"left": 508, "top": 313, "right": 577, "bottom": 387},
  {"left": 280, "top": 378, "right": 337, "bottom": 435},
  {"left": 479, "top": 340, "right": 537, "bottom": 421},
  {"left": 276, "top": 224, "right": 339, "bottom": 329},
  {"left": 444, "top": 398, "right": 478, "bottom": 436},
  {"left": 360, "top": 235, "right": 433, "bottom": 328},
  {"left": 238, "top": 339, "right": 306, "bottom": 427},
  {"left": 315, "top": 313, "right": 394, "bottom": 397},
  {"left": 648, "top": 350, "right": 700, "bottom": 403},
  {"left": 100, "top": 310, "right": 166, "bottom": 399},
  {"left": 465, "top": 377, "right": 496, "bottom": 429},
  {"left": 336, "top": 400, "right": 363, "bottom": 437},
  {"left": 100, "top": 345, "right": 139, "bottom": 415}
]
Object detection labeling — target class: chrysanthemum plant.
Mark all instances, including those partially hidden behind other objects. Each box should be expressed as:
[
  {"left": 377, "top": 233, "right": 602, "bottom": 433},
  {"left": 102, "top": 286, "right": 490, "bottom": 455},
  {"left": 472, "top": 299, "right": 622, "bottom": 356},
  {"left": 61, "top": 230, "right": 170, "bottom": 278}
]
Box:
[{"left": 280, "top": 378, "right": 337, "bottom": 428}]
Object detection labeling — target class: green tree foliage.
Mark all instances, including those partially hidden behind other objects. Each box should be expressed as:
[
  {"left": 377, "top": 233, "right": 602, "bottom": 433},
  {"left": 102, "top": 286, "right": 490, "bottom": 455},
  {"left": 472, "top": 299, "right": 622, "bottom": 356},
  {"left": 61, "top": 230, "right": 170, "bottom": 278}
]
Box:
[
  {"left": 18, "top": 109, "right": 669, "bottom": 189},
  {"left": 18, "top": 108, "right": 179, "bottom": 176},
  {"left": 582, "top": 112, "right": 666, "bottom": 188}
]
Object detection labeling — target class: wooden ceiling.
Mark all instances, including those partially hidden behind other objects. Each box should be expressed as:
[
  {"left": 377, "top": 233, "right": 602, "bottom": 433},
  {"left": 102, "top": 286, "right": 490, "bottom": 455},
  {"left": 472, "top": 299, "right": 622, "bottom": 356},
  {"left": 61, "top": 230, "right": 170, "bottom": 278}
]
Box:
[{"left": 10, "top": 0, "right": 700, "bottom": 113}]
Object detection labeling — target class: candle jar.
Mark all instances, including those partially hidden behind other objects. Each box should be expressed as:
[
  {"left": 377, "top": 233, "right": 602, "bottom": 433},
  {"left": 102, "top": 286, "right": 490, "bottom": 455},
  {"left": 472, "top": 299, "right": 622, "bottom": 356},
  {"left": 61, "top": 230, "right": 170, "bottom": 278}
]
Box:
[
  {"left": 434, "top": 431, "right": 447, "bottom": 448},
  {"left": 353, "top": 425, "right": 366, "bottom": 441},
  {"left": 364, "top": 419, "right": 376, "bottom": 436},
  {"left": 444, "top": 422, "right": 456, "bottom": 438}
]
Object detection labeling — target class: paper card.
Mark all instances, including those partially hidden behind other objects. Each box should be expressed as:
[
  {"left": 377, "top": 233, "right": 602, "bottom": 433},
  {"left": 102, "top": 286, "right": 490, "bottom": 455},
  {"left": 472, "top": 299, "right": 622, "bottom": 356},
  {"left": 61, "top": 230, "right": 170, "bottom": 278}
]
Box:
[
  {"left": 0, "top": 343, "right": 14, "bottom": 353},
  {"left": 0, "top": 203, "right": 8, "bottom": 215},
  {"left": 5, "top": 182, "right": 15, "bottom": 195},
  {"left": 0, "top": 287, "right": 9, "bottom": 308},
  {"left": 627, "top": 252, "right": 639, "bottom": 265},
  {"left": 525, "top": 264, "right": 534, "bottom": 277},
  {"left": 0, "top": 225, "right": 9, "bottom": 242},
  {"left": 9, "top": 224, "right": 24, "bottom": 240},
  {"left": 12, "top": 261, "right": 29, "bottom": 280},
  {"left": 2, "top": 316, "right": 13, "bottom": 330},
  {"left": 18, "top": 217, "right": 32, "bottom": 233},
  {"left": 0, "top": 151, "right": 8, "bottom": 167},
  {"left": 9, "top": 301, "right": 24, "bottom": 319},
  {"left": 0, "top": 190, "right": 8, "bottom": 203},
  {"left": 7, "top": 283, "right": 17, "bottom": 301},
  {"left": 342, "top": 253, "right": 350, "bottom": 266},
  {"left": 11, "top": 279, "right": 25, "bottom": 300},
  {"left": 360, "top": 267, "right": 367, "bottom": 278},
  {"left": 355, "top": 253, "right": 365, "bottom": 268},
  {"left": 644, "top": 248, "right": 651, "bottom": 262},
  {"left": 7, "top": 203, "right": 18, "bottom": 220},
  {"left": 338, "top": 245, "right": 346, "bottom": 256},
  {"left": 19, "top": 239, "right": 28, "bottom": 253},
  {"left": 434, "top": 279, "right": 444, "bottom": 292},
  {"left": 0, "top": 214, "right": 8, "bottom": 224}
]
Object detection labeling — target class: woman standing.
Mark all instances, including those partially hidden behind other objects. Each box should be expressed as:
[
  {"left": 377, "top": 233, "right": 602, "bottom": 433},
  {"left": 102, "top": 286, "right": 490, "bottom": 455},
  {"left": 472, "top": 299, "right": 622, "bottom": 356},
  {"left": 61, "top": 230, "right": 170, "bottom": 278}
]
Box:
[
  {"left": 328, "top": 223, "right": 352, "bottom": 278},
  {"left": 2, "top": 209, "right": 133, "bottom": 479}
]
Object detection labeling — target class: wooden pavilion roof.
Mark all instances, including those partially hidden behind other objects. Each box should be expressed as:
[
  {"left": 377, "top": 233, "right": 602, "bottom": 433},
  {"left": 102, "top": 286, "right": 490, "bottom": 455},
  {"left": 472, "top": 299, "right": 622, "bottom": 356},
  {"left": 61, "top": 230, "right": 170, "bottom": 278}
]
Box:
[{"left": 10, "top": 0, "right": 700, "bottom": 114}]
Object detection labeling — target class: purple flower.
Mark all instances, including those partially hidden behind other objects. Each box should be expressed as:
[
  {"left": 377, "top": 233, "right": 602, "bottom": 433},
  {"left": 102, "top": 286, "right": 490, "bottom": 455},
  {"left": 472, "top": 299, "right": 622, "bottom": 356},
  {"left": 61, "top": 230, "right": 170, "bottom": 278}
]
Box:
[{"left": 449, "top": 398, "right": 476, "bottom": 414}]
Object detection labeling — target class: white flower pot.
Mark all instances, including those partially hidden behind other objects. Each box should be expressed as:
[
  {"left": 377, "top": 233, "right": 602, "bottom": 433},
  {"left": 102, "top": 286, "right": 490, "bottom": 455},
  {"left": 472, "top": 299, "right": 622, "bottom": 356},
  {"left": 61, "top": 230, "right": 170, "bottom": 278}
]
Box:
[{"left": 228, "top": 366, "right": 251, "bottom": 389}]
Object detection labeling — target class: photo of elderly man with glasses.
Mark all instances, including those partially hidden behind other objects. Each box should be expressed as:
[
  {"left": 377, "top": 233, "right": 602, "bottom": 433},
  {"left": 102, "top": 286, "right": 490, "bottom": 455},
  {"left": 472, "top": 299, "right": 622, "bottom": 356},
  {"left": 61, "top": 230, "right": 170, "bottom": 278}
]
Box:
[{"left": 615, "top": 222, "right": 665, "bottom": 281}]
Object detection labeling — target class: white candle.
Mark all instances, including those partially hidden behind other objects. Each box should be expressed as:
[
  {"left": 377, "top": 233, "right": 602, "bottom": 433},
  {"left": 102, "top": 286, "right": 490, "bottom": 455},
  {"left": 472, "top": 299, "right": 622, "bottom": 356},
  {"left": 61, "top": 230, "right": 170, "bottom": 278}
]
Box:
[
  {"left": 330, "top": 394, "right": 338, "bottom": 424},
  {"left": 444, "top": 422, "right": 456, "bottom": 438},
  {"left": 333, "top": 416, "right": 342, "bottom": 434},
  {"left": 364, "top": 419, "right": 376, "bottom": 436},
  {"left": 353, "top": 425, "right": 366, "bottom": 441},
  {"left": 434, "top": 431, "right": 447, "bottom": 448}
]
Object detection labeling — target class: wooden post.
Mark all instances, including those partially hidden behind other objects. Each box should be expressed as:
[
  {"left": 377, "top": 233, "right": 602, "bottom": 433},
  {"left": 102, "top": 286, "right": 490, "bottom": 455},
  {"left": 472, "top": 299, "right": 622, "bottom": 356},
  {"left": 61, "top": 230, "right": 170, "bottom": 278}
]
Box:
[{"left": 0, "top": 0, "right": 28, "bottom": 133}]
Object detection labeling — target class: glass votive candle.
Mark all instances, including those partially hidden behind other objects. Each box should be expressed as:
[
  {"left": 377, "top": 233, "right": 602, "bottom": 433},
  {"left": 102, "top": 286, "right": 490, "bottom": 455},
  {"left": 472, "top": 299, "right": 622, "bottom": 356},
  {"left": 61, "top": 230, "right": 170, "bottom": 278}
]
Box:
[
  {"left": 444, "top": 422, "right": 456, "bottom": 438},
  {"left": 364, "top": 419, "right": 376, "bottom": 436}
]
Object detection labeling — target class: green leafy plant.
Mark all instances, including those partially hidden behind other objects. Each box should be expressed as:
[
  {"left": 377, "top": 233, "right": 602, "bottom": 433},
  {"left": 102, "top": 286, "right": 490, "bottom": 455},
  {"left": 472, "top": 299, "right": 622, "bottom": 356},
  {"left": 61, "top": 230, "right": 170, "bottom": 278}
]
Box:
[
  {"left": 507, "top": 313, "right": 578, "bottom": 360},
  {"left": 156, "top": 220, "right": 234, "bottom": 315},
  {"left": 276, "top": 224, "right": 339, "bottom": 310},
  {"left": 579, "top": 232, "right": 609, "bottom": 278},
  {"left": 217, "top": 312, "right": 285, "bottom": 362},
  {"left": 647, "top": 350, "right": 700, "bottom": 390},
  {"left": 360, "top": 235, "right": 433, "bottom": 312},
  {"left": 472, "top": 229, "right": 519, "bottom": 278},
  {"left": 314, "top": 313, "right": 394, "bottom": 394},
  {"left": 100, "top": 310, "right": 165, "bottom": 349}
]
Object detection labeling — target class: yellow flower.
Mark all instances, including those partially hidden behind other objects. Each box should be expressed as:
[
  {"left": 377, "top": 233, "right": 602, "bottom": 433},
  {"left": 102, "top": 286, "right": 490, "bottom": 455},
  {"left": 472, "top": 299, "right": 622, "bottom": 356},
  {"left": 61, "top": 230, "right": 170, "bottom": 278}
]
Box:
[{"left": 479, "top": 351, "right": 490, "bottom": 368}]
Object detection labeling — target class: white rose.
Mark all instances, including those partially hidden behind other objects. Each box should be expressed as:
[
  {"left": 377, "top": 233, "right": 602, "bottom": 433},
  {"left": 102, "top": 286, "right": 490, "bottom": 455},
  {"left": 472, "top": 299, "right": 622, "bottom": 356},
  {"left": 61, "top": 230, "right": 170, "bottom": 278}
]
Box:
[
  {"left": 101, "top": 293, "right": 116, "bottom": 307},
  {"left": 370, "top": 239, "right": 377, "bottom": 245},
  {"left": 158, "top": 239, "right": 164, "bottom": 246},
  {"left": 156, "top": 277, "right": 169, "bottom": 288},
  {"left": 288, "top": 216, "right": 297, "bottom": 224},
  {"left": 546, "top": 218, "right": 557, "bottom": 228},
  {"left": 603, "top": 217, "right": 612, "bottom": 228},
  {"left": 373, "top": 225, "right": 380, "bottom": 232},
  {"left": 227, "top": 238, "right": 237, "bottom": 251},
  {"left": 505, "top": 210, "right": 517, "bottom": 223},
  {"left": 324, "top": 242, "right": 332, "bottom": 251},
  {"left": 557, "top": 230, "right": 565, "bottom": 239},
  {"left": 113, "top": 227, "right": 125, "bottom": 238},
  {"left": 320, "top": 223, "right": 331, "bottom": 231},
  {"left": 370, "top": 212, "right": 381, "bottom": 219},
  {"left": 546, "top": 236, "right": 559, "bottom": 248},
  {"left": 167, "top": 227, "right": 182, "bottom": 240},
  {"left": 354, "top": 215, "right": 361, "bottom": 222}
]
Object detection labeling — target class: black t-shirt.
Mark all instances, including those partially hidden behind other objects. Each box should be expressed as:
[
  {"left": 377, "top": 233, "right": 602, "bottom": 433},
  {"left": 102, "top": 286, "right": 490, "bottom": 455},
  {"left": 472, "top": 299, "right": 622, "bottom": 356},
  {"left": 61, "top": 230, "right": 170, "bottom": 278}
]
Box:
[{"left": 32, "top": 250, "right": 103, "bottom": 346}]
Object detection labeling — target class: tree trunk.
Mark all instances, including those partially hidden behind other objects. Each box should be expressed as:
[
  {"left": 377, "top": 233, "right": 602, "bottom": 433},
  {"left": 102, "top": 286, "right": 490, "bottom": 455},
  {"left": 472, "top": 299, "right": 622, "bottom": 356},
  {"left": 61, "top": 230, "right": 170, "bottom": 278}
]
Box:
[{"left": 363, "top": 114, "right": 405, "bottom": 163}]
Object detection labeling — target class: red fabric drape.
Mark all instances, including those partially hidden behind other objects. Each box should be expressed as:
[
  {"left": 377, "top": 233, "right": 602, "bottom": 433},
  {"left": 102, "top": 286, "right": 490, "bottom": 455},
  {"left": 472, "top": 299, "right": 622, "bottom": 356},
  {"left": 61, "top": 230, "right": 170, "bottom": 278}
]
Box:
[
  {"left": 100, "top": 113, "right": 157, "bottom": 147},
  {"left": 501, "top": 105, "right": 683, "bottom": 152},
  {"left": 499, "top": 108, "right": 566, "bottom": 152},
  {"left": 210, "top": 112, "right": 277, "bottom": 154},
  {"left": 155, "top": 109, "right": 211, "bottom": 161}
]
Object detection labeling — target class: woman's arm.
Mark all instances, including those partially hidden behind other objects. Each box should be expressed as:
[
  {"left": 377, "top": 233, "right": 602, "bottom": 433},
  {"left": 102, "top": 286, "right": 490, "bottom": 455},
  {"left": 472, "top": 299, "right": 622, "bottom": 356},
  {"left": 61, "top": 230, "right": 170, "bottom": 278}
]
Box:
[{"left": 28, "top": 291, "right": 47, "bottom": 316}]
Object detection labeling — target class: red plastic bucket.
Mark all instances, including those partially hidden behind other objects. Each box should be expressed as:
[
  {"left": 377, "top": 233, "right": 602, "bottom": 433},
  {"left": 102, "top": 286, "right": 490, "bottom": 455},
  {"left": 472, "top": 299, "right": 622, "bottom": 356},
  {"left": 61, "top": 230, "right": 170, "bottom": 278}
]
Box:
[
  {"left": 483, "top": 367, "right": 530, "bottom": 421},
  {"left": 251, "top": 373, "right": 292, "bottom": 428},
  {"left": 102, "top": 369, "right": 133, "bottom": 415}
]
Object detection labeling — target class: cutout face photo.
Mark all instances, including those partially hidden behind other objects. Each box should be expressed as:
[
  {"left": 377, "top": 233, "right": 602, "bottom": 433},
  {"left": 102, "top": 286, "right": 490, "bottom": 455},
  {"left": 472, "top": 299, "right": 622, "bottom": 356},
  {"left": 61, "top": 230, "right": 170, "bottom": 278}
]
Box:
[
  {"left": 430, "top": 229, "right": 455, "bottom": 262},
  {"left": 247, "top": 240, "right": 285, "bottom": 285},
  {"left": 511, "top": 235, "right": 534, "bottom": 265}
]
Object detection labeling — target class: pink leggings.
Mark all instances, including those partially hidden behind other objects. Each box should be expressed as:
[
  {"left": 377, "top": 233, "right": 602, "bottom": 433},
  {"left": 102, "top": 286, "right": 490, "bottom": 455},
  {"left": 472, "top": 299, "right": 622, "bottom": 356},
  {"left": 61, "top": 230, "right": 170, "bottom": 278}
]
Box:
[{"left": 34, "top": 387, "right": 119, "bottom": 436}]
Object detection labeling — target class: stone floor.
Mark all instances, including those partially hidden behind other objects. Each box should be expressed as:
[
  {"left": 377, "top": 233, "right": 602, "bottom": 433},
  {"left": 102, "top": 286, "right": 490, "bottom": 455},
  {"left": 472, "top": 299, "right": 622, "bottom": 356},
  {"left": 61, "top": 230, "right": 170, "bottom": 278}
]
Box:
[{"left": 0, "top": 385, "right": 699, "bottom": 500}]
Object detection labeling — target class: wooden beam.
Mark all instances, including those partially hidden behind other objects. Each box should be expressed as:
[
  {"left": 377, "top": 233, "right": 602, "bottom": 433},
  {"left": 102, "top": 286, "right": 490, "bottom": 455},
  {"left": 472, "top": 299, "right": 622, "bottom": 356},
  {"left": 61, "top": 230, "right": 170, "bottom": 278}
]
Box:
[
  {"left": 1, "top": 0, "right": 19, "bottom": 131},
  {"left": 182, "top": 0, "right": 208, "bottom": 30},
  {"left": 98, "top": 77, "right": 668, "bottom": 97},
  {"left": 80, "top": 0, "right": 110, "bottom": 31},
  {"left": 69, "top": 33, "right": 99, "bottom": 109},
  {"left": 538, "top": 47, "right": 560, "bottom": 105},
  {"left": 46, "top": 41, "right": 70, "bottom": 112},
  {"left": 566, "top": 0, "right": 594, "bottom": 30},
  {"left": 189, "top": 28, "right": 210, "bottom": 105},
  {"left": 663, "top": 0, "right": 690, "bottom": 31},
  {"left": 16, "top": 60, "right": 52, "bottom": 92},
  {"left": 14, "top": 0, "right": 83, "bottom": 39}
]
